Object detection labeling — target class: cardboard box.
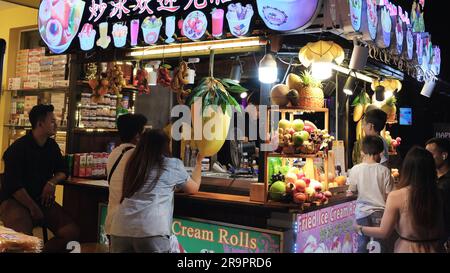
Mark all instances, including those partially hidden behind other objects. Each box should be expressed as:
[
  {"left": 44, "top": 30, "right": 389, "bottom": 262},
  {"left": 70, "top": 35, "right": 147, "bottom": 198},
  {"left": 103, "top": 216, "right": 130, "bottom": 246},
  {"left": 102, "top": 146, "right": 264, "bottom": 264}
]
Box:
[
  {"left": 73, "top": 154, "right": 80, "bottom": 177},
  {"left": 79, "top": 154, "right": 87, "bottom": 177},
  {"left": 23, "top": 82, "right": 39, "bottom": 89},
  {"left": 54, "top": 80, "right": 69, "bottom": 87},
  {"left": 8, "top": 78, "right": 21, "bottom": 90},
  {"left": 39, "top": 81, "right": 54, "bottom": 89},
  {"left": 86, "top": 154, "right": 93, "bottom": 177}
]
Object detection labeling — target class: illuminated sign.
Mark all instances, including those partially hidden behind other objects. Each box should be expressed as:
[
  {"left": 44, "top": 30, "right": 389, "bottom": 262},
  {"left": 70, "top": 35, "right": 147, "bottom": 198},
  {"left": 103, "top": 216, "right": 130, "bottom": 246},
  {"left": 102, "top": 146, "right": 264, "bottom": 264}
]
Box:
[
  {"left": 366, "top": 0, "right": 377, "bottom": 41},
  {"left": 349, "top": 0, "right": 363, "bottom": 32},
  {"left": 256, "top": 0, "right": 320, "bottom": 32}
]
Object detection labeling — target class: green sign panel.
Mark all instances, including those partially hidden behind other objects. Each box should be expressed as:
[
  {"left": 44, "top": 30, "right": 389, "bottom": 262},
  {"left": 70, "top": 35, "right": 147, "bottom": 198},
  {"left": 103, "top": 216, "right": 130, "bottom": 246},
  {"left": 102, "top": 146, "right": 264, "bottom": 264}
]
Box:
[{"left": 172, "top": 218, "right": 282, "bottom": 253}]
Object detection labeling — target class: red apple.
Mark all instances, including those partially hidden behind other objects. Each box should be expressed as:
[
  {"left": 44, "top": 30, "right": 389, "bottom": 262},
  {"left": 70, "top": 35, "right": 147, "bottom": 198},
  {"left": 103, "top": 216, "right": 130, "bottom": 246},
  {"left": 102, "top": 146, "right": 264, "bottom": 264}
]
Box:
[
  {"left": 294, "top": 180, "right": 307, "bottom": 192},
  {"left": 293, "top": 192, "right": 307, "bottom": 203},
  {"left": 288, "top": 128, "right": 296, "bottom": 136},
  {"left": 315, "top": 192, "right": 324, "bottom": 200}
]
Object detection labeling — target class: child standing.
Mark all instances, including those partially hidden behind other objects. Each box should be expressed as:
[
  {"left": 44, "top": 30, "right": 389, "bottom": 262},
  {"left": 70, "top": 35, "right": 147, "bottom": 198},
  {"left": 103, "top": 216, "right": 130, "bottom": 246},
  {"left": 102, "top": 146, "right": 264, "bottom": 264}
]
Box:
[
  {"left": 362, "top": 108, "right": 389, "bottom": 167},
  {"left": 347, "top": 135, "right": 394, "bottom": 253}
]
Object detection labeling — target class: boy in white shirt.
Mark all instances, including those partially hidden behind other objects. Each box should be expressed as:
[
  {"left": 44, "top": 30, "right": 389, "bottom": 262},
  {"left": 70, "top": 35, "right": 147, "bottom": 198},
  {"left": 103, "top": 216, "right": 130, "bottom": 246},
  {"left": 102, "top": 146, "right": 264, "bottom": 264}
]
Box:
[{"left": 347, "top": 135, "right": 394, "bottom": 253}]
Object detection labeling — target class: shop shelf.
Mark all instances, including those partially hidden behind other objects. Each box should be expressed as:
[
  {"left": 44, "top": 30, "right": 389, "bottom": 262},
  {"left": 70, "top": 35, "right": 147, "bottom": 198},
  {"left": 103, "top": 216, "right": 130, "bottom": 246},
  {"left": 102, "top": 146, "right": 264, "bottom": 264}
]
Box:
[
  {"left": 268, "top": 106, "right": 329, "bottom": 113},
  {"left": 73, "top": 128, "right": 118, "bottom": 133},
  {"left": 77, "top": 80, "right": 138, "bottom": 92},
  {"left": 6, "top": 87, "right": 69, "bottom": 93},
  {"left": 267, "top": 152, "right": 326, "bottom": 158},
  {"left": 4, "top": 124, "right": 67, "bottom": 131}
]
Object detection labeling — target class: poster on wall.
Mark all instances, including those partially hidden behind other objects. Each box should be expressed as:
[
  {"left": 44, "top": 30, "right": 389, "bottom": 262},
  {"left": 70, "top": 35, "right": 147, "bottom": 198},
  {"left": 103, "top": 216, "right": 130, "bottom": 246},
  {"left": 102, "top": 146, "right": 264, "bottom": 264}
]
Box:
[
  {"left": 172, "top": 218, "right": 283, "bottom": 253},
  {"left": 295, "top": 201, "right": 357, "bottom": 253}
]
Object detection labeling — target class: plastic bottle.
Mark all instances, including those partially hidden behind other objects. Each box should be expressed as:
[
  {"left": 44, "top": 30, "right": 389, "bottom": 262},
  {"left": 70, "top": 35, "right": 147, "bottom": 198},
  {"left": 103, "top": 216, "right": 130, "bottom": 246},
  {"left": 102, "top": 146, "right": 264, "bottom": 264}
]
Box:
[{"left": 184, "top": 144, "right": 191, "bottom": 166}]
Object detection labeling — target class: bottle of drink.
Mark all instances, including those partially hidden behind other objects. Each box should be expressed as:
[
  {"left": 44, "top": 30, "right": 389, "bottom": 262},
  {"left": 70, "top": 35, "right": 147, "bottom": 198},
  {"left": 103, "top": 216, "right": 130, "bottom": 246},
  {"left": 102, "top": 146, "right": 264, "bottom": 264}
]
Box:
[
  {"left": 184, "top": 144, "right": 191, "bottom": 166},
  {"left": 190, "top": 148, "right": 198, "bottom": 168}
]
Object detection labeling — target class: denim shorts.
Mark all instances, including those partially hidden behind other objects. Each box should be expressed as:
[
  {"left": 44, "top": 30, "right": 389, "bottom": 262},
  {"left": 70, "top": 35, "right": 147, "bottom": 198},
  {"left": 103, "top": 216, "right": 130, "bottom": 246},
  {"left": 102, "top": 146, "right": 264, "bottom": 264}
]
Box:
[{"left": 356, "top": 211, "right": 396, "bottom": 253}]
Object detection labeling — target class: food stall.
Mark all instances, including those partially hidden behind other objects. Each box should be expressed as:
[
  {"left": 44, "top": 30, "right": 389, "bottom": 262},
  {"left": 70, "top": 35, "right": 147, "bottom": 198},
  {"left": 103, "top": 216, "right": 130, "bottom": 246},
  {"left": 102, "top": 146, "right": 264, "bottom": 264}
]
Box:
[{"left": 29, "top": 0, "right": 440, "bottom": 253}]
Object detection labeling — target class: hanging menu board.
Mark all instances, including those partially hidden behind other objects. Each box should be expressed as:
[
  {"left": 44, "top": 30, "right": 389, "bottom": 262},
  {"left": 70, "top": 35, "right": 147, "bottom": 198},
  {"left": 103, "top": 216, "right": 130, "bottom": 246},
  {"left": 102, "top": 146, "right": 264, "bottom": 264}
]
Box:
[{"left": 38, "top": 0, "right": 322, "bottom": 54}]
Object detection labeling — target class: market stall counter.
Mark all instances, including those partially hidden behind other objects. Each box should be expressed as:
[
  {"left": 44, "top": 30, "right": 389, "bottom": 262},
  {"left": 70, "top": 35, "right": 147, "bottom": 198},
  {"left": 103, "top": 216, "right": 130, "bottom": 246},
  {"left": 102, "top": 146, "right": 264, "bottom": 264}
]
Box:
[{"left": 62, "top": 176, "right": 356, "bottom": 253}]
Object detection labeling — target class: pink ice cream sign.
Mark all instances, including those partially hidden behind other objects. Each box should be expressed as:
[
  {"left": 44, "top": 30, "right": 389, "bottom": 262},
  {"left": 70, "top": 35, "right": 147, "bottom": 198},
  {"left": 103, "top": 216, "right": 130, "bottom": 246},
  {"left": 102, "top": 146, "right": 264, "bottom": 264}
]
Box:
[{"left": 296, "top": 201, "right": 357, "bottom": 253}]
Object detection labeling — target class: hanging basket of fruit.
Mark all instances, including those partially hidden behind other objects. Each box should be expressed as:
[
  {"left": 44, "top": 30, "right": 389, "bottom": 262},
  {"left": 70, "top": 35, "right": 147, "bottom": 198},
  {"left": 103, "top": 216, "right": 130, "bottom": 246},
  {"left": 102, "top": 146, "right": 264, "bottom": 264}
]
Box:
[
  {"left": 107, "top": 64, "right": 127, "bottom": 95},
  {"left": 296, "top": 71, "right": 324, "bottom": 109},
  {"left": 186, "top": 50, "right": 247, "bottom": 157}
]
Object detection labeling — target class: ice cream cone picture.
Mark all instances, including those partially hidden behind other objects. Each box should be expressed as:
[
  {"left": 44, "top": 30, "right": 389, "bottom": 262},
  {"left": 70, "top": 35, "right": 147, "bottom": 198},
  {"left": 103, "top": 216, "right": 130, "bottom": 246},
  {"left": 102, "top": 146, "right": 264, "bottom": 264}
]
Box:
[{"left": 97, "top": 22, "right": 111, "bottom": 49}]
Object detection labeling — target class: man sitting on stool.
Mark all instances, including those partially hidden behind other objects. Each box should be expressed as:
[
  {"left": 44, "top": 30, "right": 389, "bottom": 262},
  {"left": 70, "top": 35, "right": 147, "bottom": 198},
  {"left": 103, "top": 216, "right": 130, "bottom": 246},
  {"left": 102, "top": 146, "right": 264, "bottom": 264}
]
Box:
[{"left": 0, "top": 104, "right": 79, "bottom": 252}]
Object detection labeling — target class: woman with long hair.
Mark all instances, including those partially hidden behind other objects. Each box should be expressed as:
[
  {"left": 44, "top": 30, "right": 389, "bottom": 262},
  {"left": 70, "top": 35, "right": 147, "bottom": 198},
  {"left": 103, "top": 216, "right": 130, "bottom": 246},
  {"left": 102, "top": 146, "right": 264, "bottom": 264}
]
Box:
[
  {"left": 109, "top": 129, "right": 203, "bottom": 252},
  {"left": 355, "top": 146, "right": 445, "bottom": 252}
]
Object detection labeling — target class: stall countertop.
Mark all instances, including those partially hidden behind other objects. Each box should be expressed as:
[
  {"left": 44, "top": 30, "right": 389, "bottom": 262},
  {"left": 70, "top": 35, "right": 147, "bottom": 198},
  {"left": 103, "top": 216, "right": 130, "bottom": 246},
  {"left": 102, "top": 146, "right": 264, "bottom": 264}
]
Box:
[{"left": 64, "top": 177, "right": 108, "bottom": 189}]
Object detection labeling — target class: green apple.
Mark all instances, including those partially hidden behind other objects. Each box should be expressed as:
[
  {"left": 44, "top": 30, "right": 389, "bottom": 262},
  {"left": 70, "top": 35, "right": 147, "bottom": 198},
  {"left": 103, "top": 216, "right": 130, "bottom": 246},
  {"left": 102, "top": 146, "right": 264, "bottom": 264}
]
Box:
[
  {"left": 269, "top": 181, "right": 286, "bottom": 201},
  {"left": 292, "top": 119, "right": 304, "bottom": 132},
  {"left": 299, "top": 131, "right": 310, "bottom": 142},
  {"left": 293, "top": 132, "right": 304, "bottom": 146},
  {"left": 278, "top": 119, "right": 291, "bottom": 130}
]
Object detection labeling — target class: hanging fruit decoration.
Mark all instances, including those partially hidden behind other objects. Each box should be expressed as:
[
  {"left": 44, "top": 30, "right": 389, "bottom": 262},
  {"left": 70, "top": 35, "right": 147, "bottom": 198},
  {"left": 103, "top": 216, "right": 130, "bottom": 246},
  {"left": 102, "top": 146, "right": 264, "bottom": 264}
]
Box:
[
  {"left": 186, "top": 50, "right": 247, "bottom": 157},
  {"left": 107, "top": 64, "right": 127, "bottom": 95},
  {"left": 371, "top": 78, "right": 402, "bottom": 93},
  {"left": 157, "top": 64, "right": 172, "bottom": 87},
  {"left": 171, "top": 61, "right": 192, "bottom": 105},
  {"left": 371, "top": 78, "right": 401, "bottom": 123},
  {"left": 298, "top": 40, "right": 345, "bottom": 67},
  {"left": 135, "top": 66, "right": 150, "bottom": 94},
  {"left": 86, "top": 63, "right": 98, "bottom": 91}
]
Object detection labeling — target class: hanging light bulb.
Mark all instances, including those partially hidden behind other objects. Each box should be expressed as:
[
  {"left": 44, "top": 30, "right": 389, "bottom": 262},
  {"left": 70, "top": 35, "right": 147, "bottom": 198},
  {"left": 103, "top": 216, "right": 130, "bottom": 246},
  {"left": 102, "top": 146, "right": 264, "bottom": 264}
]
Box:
[
  {"left": 311, "top": 62, "right": 332, "bottom": 80},
  {"left": 230, "top": 57, "right": 243, "bottom": 83},
  {"left": 259, "top": 53, "right": 277, "bottom": 84},
  {"left": 240, "top": 91, "right": 248, "bottom": 99},
  {"left": 384, "top": 90, "right": 394, "bottom": 100}
]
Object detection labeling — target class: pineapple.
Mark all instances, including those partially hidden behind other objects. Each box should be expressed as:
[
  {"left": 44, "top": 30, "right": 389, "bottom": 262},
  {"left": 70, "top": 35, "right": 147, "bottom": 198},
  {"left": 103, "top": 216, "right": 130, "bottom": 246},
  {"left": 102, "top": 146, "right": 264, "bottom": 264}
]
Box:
[
  {"left": 298, "top": 70, "right": 324, "bottom": 108},
  {"left": 381, "top": 96, "right": 397, "bottom": 122}
]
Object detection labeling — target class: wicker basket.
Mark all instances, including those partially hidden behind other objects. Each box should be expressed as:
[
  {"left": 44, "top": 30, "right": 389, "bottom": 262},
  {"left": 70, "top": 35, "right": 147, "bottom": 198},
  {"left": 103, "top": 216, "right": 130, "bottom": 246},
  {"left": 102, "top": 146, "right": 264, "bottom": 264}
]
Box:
[{"left": 298, "top": 95, "right": 324, "bottom": 108}]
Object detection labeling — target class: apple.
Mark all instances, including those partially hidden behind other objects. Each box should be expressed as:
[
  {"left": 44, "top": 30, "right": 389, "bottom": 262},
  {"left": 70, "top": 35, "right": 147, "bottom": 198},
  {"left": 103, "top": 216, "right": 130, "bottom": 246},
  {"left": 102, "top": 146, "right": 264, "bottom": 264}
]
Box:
[
  {"left": 278, "top": 119, "right": 291, "bottom": 130},
  {"left": 396, "top": 137, "right": 402, "bottom": 142},
  {"left": 292, "top": 119, "right": 305, "bottom": 132},
  {"left": 286, "top": 182, "right": 296, "bottom": 193},
  {"left": 288, "top": 128, "right": 296, "bottom": 136},
  {"left": 299, "top": 131, "right": 310, "bottom": 142},
  {"left": 293, "top": 132, "right": 304, "bottom": 146},
  {"left": 303, "top": 125, "right": 314, "bottom": 134},
  {"left": 285, "top": 173, "right": 297, "bottom": 184},
  {"left": 294, "top": 179, "right": 307, "bottom": 191},
  {"left": 315, "top": 192, "right": 324, "bottom": 200},
  {"left": 293, "top": 192, "right": 307, "bottom": 203},
  {"left": 324, "top": 191, "right": 332, "bottom": 198}
]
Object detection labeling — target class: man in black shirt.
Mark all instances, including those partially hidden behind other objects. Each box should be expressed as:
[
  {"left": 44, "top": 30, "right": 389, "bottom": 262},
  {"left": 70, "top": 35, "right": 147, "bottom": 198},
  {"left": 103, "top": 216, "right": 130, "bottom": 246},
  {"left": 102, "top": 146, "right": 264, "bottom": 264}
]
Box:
[
  {"left": 426, "top": 138, "right": 450, "bottom": 246},
  {"left": 0, "top": 104, "right": 79, "bottom": 252}
]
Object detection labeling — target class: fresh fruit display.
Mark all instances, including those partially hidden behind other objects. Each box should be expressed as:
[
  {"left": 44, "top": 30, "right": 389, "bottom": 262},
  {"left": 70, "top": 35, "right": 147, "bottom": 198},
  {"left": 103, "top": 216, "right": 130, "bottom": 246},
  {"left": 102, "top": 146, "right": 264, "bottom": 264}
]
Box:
[
  {"left": 352, "top": 90, "right": 371, "bottom": 123},
  {"left": 157, "top": 64, "right": 173, "bottom": 87},
  {"left": 384, "top": 131, "right": 401, "bottom": 153},
  {"left": 171, "top": 61, "right": 192, "bottom": 105},
  {"left": 371, "top": 78, "right": 402, "bottom": 93},
  {"left": 381, "top": 96, "right": 397, "bottom": 123},
  {"left": 107, "top": 64, "right": 127, "bottom": 95},
  {"left": 186, "top": 51, "right": 247, "bottom": 157},
  {"left": 275, "top": 119, "right": 334, "bottom": 155},
  {"left": 270, "top": 84, "right": 290, "bottom": 106},
  {"left": 268, "top": 164, "right": 332, "bottom": 205}
]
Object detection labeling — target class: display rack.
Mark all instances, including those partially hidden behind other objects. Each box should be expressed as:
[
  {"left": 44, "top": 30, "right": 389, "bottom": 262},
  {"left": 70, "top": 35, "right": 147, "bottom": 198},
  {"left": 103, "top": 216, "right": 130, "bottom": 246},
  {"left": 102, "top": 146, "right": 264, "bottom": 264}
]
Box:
[{"left": 263, "top": 107, "right": 331, "bottom": 206}]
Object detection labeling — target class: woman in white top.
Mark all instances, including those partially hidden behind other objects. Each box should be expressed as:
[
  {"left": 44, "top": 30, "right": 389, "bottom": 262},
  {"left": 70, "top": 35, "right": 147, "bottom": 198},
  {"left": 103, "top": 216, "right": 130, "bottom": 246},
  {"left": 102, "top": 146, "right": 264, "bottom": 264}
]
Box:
[
  {"left": 355, "top": 147, "right": 445, "bottom": 253},
  {"left": 110, "top": 129, "right": 204, "bottom": 253}
]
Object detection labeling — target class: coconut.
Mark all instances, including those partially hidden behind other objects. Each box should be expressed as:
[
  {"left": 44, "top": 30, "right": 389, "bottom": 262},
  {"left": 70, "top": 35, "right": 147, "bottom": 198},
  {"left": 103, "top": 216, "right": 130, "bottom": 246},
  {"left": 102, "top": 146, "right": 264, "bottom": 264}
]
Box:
[{"left": 270, "top": 84, "right": 290, "bottom": 106}]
